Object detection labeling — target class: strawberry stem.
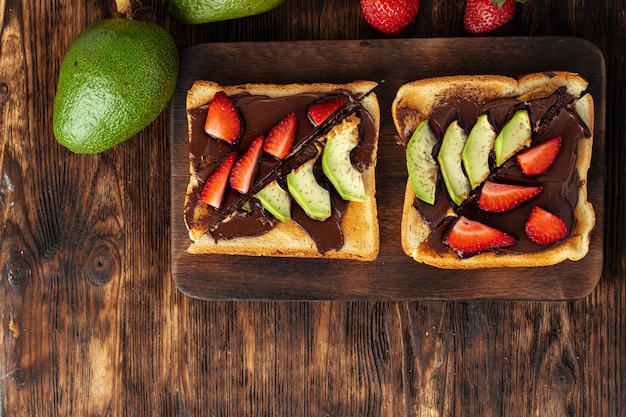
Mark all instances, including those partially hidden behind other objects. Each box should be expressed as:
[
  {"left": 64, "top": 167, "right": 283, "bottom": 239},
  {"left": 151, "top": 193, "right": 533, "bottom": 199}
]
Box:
[{"left": 492, "top": 0, "right": 526, "bottom": 7}]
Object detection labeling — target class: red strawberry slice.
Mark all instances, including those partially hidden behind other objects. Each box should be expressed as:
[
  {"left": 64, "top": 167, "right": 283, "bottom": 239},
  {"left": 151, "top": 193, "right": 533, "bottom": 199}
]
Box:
[
  {"left": 263, "top": 113, "right": 297, "bottom": 159},
  {"left": 445, "top": 216, "right": 516, "bottom": 256},
  {"left": 516, "top": 135, "right": 562, "bottom": 176},
  {"left": 478, "top": 181, "right": 543, "bottom": 212},
  {"left": 229, "top": 136, "right": 265, "bottom": 194},
  {"left": 307, "top": 95, "right": 348, "bottom": 126},
  {"left": 463, "top": 0, "right": 521, "bottom": 35},
  {"left": 204, "top": 91, "right": 242, "bottom": 144},
  {"left": 199, "top": 152, "right": 237, "bottom": 208},
  {"left": 525, "top": 206, "right": 567, "bottom": 245}
]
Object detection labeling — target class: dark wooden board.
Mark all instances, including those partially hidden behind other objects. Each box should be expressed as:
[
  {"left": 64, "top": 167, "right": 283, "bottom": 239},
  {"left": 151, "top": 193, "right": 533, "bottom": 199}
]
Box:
[{"left": 170, "top": 37, "right": 605, "bottom": 301}]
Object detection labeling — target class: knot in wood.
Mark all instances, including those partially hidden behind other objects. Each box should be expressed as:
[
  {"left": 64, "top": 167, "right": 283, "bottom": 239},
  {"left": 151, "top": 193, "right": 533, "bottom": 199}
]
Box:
[
  {"left": 5, "top": 253, "right": 31, "bottom": 287},
  {"left": 9, "top": 368, "right": 26, "bottom": 386},
  {"left": 82, "top": 239, "right": 120, "bottom": 286}
]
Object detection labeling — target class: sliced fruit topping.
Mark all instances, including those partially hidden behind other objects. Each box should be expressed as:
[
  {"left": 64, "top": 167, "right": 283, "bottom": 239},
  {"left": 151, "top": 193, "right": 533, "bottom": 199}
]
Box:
[
  {"left": 307, "top": 95, "right": 348, "bottom": 126},
  {"left": 462, "top": 113, "right": 497, "bottom": 189},
  {"left": 494, "top": 109, "right": 532, "bottom": 166},
  {"left": 204, "top": 91, "right": 242, "bottom": 144},
  {"left": 445, "top": 216, "right": 516, "bottom": 256},
  {"left": 478, "top": 181, "right": 543, "bottom": 212},
  {"left": 516, "top": 135, "right": 562, "bottom": 176},
  {"left": 406, "top": 120, "right": 439, "bottom": 205},
  {"left": 438, "top": 120, "right": 471, "bottom": 206},
  {"left": 287, "top": 144, "right": 331, "bottom": 220},
  {"left": 199, "top": 152, "right": 237, "bottom": 209},
  {"left": 263, "top": 112, "right": 297, "bottom": 159},
  {"left": 257, "top": 180, "right": 291, "bottom": 222},
  {"left": 525, "top": 206, "right": 567, "bottom": 245},
  {"left": 229, "top": 135, "right": 265, "bottom": 194},
  {"left": 322, "top": 115, "right": 366, "bottom": 202}
]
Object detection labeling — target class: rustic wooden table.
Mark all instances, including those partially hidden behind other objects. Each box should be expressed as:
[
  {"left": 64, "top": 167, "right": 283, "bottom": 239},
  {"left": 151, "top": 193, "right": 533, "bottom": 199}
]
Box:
[{"left": 1, "top": 0, "right": 624, "bottom": 415}]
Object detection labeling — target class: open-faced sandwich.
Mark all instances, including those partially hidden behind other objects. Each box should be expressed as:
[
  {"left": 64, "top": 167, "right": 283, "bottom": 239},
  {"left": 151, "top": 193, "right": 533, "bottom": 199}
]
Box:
[
  {"left": 184, "top": 81, "right": 380, "bottom": 260},
  {"left": 392, "top": 71, "right": 595, "bottom": 269}
]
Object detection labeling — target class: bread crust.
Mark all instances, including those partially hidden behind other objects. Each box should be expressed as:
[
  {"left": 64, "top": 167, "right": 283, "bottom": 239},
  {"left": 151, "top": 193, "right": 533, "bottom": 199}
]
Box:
[
  {"left": 392, "top": 72, "right": 595, "bottom": 269},
  {"left": 185, "top": 81, "right": 380, "bottom": 261}
]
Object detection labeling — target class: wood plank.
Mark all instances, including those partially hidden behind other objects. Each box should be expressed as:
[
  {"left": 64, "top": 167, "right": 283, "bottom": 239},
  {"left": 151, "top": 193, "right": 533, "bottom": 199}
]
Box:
[{"left": 170, "top": 38, "right": 606, "bottom": 300}]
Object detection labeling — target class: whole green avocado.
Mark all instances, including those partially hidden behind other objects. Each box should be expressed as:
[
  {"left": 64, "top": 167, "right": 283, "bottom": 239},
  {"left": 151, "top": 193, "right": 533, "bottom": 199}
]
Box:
[
  {"left": 53, "top": 18, "right": 179, "bottom": 154},
  {"left": 169, "top": 0, "right": 286, "bottom": 24}
]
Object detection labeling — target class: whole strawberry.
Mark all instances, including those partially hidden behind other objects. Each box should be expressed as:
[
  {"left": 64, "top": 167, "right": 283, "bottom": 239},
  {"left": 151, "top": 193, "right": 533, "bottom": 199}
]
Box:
[
  {"left": 361, "top": 0, "right": 420, "bottom": 36},
  {"left": 463, "top": 0, "right": 525, "bottom": 35}
]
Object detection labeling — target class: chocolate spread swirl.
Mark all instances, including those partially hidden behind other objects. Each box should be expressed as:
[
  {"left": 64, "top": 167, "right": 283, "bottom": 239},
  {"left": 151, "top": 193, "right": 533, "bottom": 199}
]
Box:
[
  {"left": 185, "top": 90, "right": 377, "bottom": 255},
  {"left": 399, "top": 87, "right": 591, "bottom": 258}
]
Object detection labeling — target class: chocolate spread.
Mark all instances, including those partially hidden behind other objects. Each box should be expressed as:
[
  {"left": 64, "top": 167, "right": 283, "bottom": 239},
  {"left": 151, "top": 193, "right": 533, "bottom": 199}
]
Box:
[
  {"left": 185, "top": 90, "right": 377, "bottom": 255},
  {"left": 401, "top": 87, "right": 591, "bottom": 258}
]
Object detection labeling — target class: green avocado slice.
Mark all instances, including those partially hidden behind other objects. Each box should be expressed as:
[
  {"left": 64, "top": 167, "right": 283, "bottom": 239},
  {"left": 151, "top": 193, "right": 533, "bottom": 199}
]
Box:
[
  {"left": 494, "top": 110, "right": 532, "bottom": 167},
  {"left": 287, "top": 145, "right": 331, "bottom": 220},
  {"left": 462, "top": 113, "right": 497, "bottom": 189},
  {"left": 406, "top": 120, "right": 439, "bottom": 205},
  {"left": 438, "top": 120, "right": 470, "bottom": 206}
]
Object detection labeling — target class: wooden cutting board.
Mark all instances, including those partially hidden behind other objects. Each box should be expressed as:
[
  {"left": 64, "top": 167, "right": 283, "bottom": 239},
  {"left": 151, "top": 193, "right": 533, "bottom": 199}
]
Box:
[{"left": 170, "top": 37, "right": 605, "bottom": 301}]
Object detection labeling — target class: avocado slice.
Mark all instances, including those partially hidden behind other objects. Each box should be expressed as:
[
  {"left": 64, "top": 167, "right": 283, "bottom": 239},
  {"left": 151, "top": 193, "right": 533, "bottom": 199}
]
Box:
[
  {"left": 437, "top": 120, "right": 470, "bottom": 206},
  {"left": 287, "top": 145, "right": 331, "bottom": 220},
  {"left": 321, "top": 116, "right": 366, "bottom": 202},
  {"left": 406, "top": 120, "right": 439, "bottom": 205},
  {"left": 256, "top": 180, "right": 291, "bottom": 221},
  {"left": 494, "top": 110, "right": 532, "bottom": 167},
  {"left": 462, "top": 114, "right": 497, "bottom": 190}
]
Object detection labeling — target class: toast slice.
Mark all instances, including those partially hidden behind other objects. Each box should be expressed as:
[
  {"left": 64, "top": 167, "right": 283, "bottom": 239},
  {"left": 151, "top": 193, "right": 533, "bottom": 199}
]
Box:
[
  {"left": 184, "top": 81, "right": 380, "bottom": 260},
  {"left": 392, "top": 72, "right": 595, "bottom": 269}
]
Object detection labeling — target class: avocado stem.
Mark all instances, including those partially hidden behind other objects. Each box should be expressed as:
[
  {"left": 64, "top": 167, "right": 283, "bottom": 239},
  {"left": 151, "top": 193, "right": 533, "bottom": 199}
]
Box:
[
  {"left": 115, "top": 0, "right": 156, "bottom": 22},
  {"left": 115, "top": 0, "right": 131, "bottom": 13}
]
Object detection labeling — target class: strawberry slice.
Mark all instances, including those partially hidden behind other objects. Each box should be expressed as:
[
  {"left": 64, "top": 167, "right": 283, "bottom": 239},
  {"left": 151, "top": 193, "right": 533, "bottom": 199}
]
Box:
[
  {"left": 445, "top": 216, "right": 516, "bottom": 256},
  {"left": 525, "top": 206, "right": 567, "bottom": 245},
  {"left": 204, "top": 91, "right": 242, "bottom": 144},
  {"left": 307, "top": 95, "right": 348, "bottom": 126},
  {"left": 478, "top": 181, "right": 543, "bottom": 212},
  {"left": 199, "top": 152, "right": 237, "bottom": 208},
  {"left": 263, "top": 113, "right": 297, "bottom": 159},
  {"left": 516, "top": 136, "right": 562, "bottom": 176},
  {"left": 229, "top": 136, "right": 265, "bottom": 194}
]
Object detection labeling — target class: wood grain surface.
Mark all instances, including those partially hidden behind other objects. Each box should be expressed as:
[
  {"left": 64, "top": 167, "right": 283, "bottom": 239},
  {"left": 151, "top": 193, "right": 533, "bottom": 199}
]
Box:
[{"left": 1, "top": 0, "right": 624, "bottom": 416}]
